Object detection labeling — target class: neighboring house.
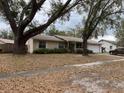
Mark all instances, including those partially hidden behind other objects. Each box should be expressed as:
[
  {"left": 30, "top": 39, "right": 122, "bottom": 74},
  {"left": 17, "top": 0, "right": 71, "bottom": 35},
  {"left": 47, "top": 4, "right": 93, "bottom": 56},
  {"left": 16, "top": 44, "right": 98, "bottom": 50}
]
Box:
[
  {"left": 0, "top": 38, "right": 14, "bottom": 52},
  {"left": 99, "top": 39, "right": 117, "bottom": 53},
  {"left": 27, "top": 34, "right": 101, "bottom": 53}
]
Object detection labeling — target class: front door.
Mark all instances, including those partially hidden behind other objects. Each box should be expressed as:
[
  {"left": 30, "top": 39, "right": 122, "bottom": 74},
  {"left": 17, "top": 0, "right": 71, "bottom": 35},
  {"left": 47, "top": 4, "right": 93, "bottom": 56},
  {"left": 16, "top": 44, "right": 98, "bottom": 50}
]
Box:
[{"left": 69, "top": 42, "right": 75, "bottom": 52}]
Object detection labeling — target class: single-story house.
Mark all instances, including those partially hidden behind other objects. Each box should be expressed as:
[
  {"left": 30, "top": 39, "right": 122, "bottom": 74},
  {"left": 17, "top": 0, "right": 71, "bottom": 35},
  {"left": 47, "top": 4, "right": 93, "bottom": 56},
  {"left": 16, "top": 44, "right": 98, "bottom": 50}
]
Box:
[
  {"left": 27, "top": 35, "right": 64, "bottom": 53},
  {"left": 0, "top": 38, "right": 14, "bottom": 52},
  {"left": 27, "top": 34, "right": 101, "bottom": 53},
  {"left": 99, "top": 39, "right": 117, "bottom": 53}
]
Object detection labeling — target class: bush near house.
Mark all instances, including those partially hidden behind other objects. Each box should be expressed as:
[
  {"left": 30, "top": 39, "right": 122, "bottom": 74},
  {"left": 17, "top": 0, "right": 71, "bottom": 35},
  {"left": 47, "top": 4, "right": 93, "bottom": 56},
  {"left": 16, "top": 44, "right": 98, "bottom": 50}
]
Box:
[
  {"left": 33, "top": 48, "right": 93, "bottom": 54},
  {"left": 76, "top": 49, "right": 93, "bottom": 54},
  {"left": 33, "top": 48, "right": 68, "bottom": 54}
]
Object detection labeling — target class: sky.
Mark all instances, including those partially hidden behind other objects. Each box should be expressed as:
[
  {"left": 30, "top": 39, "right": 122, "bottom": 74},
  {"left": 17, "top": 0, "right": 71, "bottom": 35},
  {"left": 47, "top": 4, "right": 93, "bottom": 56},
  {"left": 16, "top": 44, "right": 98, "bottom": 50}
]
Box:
[
  {"left": 0, "top": 13, "right": 116, "bottom": 41},
  {"left": 55, "top": 12, "right": 83, "bottom": 31},
  {"left": 0, "top": 18, "right": 10, "bottom": 30},
  {"left": 0, "top": 0, "right": 117, "bottom": 41}
]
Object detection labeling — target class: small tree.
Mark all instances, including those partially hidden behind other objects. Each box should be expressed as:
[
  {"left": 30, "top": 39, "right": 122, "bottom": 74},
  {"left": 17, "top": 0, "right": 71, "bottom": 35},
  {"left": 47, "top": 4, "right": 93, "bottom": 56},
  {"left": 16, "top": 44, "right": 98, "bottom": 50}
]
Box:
[
  {"left": 46, "top": 25, "right": 66, "bottom": 36},
  {"left": 67, "top": 25, "right": 83, "bottom": 38},
  {"left": 0, "top": 30, "right": 8, "bottom": 39},
  {"left": 0, "top": 0, "right": 81, "bottom": 54},
  {"left": 78, "top": 0, "right": 124, "bottom": 55}
]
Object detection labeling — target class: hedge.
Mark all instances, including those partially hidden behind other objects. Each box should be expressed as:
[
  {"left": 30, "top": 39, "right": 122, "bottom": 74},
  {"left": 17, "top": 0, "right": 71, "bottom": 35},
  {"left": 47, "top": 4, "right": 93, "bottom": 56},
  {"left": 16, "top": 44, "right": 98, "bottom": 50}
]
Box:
[
  {"left": 33, "top": 48, "right": 68, "bottom": 54},
  {"left": 76, "top": 49, "right": 93, "bottom": 54}
]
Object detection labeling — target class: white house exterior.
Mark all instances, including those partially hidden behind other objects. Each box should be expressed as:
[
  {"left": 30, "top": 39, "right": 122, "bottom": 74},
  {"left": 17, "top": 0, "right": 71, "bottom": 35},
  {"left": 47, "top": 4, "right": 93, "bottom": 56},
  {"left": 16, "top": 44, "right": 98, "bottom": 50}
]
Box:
[
  {"left": 27, "top": 34, "right": 101, "bottom": 53},
  {"left": 99, "top": 39, "right": 117, "bottom": 53},
  {"left": 55, "top": 35, "right": 101, "bottom": 53},
  {"left": 27, "top": 35, "right": 64, "bottom": 53}
]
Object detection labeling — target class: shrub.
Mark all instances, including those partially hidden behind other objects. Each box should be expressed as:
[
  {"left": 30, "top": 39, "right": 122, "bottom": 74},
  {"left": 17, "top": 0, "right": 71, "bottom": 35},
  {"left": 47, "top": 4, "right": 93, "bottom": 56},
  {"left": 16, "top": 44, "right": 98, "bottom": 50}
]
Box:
[
  {"left": 76, "top": 49, "right": 93, "bottom": 54},
  {"left": 33, "top": 48, "right": 68, "bottom": 54}
]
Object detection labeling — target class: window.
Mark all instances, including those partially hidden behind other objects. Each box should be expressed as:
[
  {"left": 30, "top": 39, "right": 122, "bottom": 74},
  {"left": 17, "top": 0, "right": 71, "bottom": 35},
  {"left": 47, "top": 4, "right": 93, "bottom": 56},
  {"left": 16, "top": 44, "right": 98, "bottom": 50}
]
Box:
[
  {"left": 110, "top": 46, "right": 112, "bottom": 49},
  {"left": 39, "top": 41, "right": 46, "bottom": 48},
  {"left": 59, "top": 43, "right": 65, "bottom": 49},
  {"left": 76, "top": 43, "right": 82, "bottom": 48}
]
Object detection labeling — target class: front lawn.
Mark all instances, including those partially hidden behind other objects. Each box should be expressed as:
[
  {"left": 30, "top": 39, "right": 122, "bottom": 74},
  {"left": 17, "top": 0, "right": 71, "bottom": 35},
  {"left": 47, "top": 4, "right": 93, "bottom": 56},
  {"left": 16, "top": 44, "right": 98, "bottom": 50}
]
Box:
[
  {"left": 0, "top": 58, "right": 123, "bottom": 93},
  {"left": 0, "top": 54, "right": 122, "bottom": 73}
]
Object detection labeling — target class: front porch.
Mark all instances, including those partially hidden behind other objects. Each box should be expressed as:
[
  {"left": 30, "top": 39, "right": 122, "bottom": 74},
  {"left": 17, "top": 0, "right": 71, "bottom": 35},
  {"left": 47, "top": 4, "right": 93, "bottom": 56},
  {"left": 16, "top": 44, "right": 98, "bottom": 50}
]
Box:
[{"left": 65, "top": 42, "right": 82, "bottom": 53}]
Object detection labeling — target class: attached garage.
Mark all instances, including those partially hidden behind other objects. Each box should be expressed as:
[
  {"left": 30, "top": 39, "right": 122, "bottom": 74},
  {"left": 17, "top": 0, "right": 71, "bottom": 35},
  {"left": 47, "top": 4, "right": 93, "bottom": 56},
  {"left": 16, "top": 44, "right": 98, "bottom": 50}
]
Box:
[{"left": 88, "top": 44, "right": 101, "bottom": 53}]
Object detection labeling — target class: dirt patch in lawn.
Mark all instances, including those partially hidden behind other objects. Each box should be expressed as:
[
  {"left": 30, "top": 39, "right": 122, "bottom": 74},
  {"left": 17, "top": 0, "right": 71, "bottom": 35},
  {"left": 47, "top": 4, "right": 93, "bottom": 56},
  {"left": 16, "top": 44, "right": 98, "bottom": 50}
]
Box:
[
  {"left": 0, "top": 54, "right": 122, "bottom": 73},
  {"left": 70, "top": 61, "right": 124, "bottom": 93}
]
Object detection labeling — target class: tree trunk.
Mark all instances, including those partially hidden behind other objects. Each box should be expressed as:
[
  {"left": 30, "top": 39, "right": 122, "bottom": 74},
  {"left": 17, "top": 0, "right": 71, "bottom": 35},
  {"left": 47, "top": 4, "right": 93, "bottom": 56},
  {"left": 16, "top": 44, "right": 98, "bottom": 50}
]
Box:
[
  {"left": 13, "top": 37, "right": 27, "bottom": 54},
  {"left": 82, "top": 36, "right": 88, "bottom": 56}
]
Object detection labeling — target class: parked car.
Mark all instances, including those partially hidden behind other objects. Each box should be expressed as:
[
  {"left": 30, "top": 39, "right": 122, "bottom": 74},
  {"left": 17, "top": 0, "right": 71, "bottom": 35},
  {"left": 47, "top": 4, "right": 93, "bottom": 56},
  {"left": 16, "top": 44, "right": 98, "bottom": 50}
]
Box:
[{"left": 109, "top": 48, "right": 124, "bottom": 55}]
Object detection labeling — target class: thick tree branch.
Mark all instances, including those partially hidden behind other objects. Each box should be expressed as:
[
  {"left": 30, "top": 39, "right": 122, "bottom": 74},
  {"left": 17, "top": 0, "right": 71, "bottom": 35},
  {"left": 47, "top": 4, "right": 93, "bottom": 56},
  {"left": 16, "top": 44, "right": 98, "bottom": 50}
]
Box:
[
  {"left": 23, "top": 0, "right": 79, "bottom": 40},
  {"left": 102, "top": 0, "right": 111, "bottom": 10},
  {"left": 1, "top": 0, "right": 17, "bottom": 35},
  {"left": 103, "top": 10, "right": 124, "bottom": 19},
  {"left": 83, "top": 0, "right": 102, "bottom": 36},
  {"left": 19, "top": 1, "right": 32, "bottom": 21},
  {"left": 84, "top": 0, "right": 94, "bottom": 28},
  {"left": 103, "top": 1, "right": 116, "bottom": 11},
  {"left": 19, "top": 0, "right": 46, "bottom": 33}
]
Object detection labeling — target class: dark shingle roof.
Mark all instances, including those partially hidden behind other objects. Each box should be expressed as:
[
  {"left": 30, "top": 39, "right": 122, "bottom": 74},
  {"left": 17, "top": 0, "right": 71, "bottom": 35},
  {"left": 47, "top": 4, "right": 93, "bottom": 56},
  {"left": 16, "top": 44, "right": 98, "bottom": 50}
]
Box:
[
  {"left": 32, "top": 34, "right": 63, "bottom": 42},
  {"left": 32, "top": 34, "right": 100, "bottom": 45}
]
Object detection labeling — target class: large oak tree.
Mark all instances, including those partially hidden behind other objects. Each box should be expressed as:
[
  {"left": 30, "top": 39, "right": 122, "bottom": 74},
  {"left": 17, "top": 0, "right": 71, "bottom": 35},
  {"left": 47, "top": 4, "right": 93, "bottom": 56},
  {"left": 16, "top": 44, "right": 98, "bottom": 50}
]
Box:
[
  {"left": 0, "top": 0, "right": 81, "bottom": 54},
  {"left": 78, "top": 0, "right": 124, "bottom": 55}
]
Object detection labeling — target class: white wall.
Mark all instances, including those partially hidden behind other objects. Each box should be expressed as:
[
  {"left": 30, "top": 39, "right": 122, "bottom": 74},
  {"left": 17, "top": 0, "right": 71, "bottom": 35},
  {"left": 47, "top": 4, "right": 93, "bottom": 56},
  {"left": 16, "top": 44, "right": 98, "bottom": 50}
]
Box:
[
  {"left": 87, "top": 44, "right": 100, "bottom": 53},
  {"left": 46, "top": 41, "right": 59, "bottom": 49},
  {"left": 27, "top": 39, "right": 60, "bottom": 53},
  {"left": 27, "top": 39, "right": 101, "bottom": 53},
  {"left": 99, "top": 41, "right": 117, "bottom": 52},
  {"left": 33, "top": 40, "right": 59, "bottom": 50}
]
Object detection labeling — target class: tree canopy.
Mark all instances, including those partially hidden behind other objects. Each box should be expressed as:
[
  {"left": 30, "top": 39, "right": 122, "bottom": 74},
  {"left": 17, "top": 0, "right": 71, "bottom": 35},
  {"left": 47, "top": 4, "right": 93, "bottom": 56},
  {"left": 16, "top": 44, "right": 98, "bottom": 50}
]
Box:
[
  {"left": 116, "top": 20, "right": 124, "bottom": 47},
  {"left": 0, "top": 0, "right": 81, "bottom": 54},
  {"left": 46, "top": 25, "right": 66, "bottom": 36},
  {"left": 77, "top": 0, "right": 124, "bottom": 55}
]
